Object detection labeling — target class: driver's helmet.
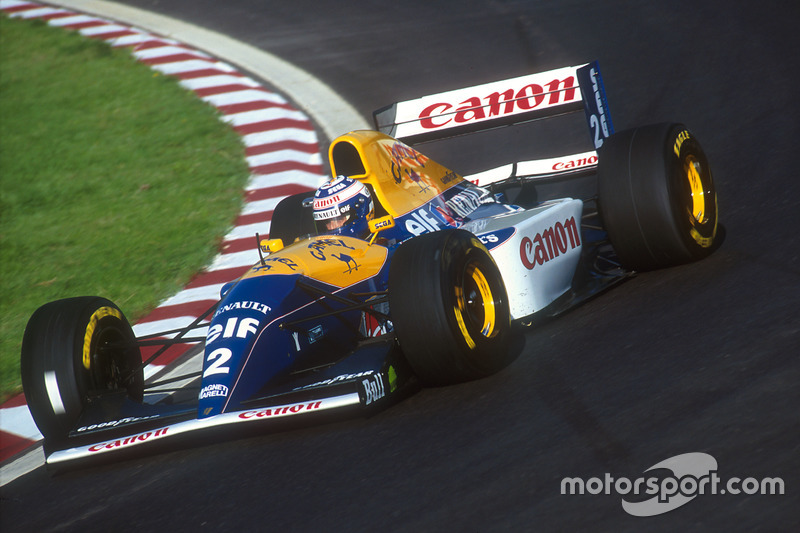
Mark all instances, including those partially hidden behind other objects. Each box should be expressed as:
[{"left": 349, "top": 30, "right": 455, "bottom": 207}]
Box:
[{"left": 312, "top": 175, "right": 374, "bottom": 239}]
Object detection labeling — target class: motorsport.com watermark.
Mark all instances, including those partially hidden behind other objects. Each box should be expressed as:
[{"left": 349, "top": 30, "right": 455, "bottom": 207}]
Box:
[{"left": 561, "top": 452, "right": 784, "bottom": 516}]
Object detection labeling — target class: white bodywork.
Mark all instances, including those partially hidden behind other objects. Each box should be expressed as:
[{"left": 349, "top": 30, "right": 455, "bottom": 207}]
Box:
[{"left": 464, "top": 198, "right": 584, "bottom": 320}]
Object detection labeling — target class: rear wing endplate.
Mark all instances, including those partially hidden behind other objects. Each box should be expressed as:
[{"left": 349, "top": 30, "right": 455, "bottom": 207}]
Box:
[{"left": 373, "top": 61, "right": 614, "bottom": 149}]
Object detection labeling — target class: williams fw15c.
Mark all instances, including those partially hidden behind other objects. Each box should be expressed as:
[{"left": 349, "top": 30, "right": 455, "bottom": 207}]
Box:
[{"left": 21, "top": 62, "right": 720, "bottom": 466}]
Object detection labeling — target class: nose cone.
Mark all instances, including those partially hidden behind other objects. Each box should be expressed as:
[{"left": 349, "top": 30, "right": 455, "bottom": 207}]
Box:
[{"left": 197, "top": 276, "right": 296, "bottom": 418}]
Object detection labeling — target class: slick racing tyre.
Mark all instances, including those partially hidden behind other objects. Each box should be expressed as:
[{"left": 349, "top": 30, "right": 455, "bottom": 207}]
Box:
[
  {"left": 269, "top": 191, "right": 317, "bottom": 244},
  {"left": 388, "top": 229, "right": 514, "bottom": 385},
  {"left": 597, "top": 122, "right": 719, "bottom": 271},
  {"left": 20, "top": 297, "right": 143, "bottom": 447}
]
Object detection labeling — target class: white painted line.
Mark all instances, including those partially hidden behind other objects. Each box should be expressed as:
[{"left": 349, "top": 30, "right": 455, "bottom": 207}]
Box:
[
  {"left": 78, "top": 23, "right": 128, "bottom": 36},
  {"left": 246, "top": 149, "right": 322, "bottom": 169},
  {"left": 156, "top": 284, "right": 225, "bottom": 307},
  {"left": 207, "top": 249, "right": 260, "bottom": 271},
  {"left": 241, "top": 196, "right": 290, "bottom": 216},
  {"left": 149, "top": 59, "right": 218, "bottom": 75},
  {"left": 224, "top": 221, "right": 270, "bottom": 241},
  {"left": 10, "top": 6, "right": 65, "bottom": 18},
  {"left": 106, "top": 32, "right": 152, "bottom": 47},
  {"left": 0, "top": 446, "right": 45, "bottom": 486},
  {"left": 242, "top": 129, "right": 320, "bottom": 147},
  {"left": 178, "top": 75, "right": 255, "bottom": 92},
  {"left": 132, "top": 317, "right": 209, "bottom": 337},
  {"left": 132, "top": 45, "right": 211, "bottom": 61},
  {"left": 0, "top": 405, "right": 43, "bottom": 441},
  {"left": 47, "top": 14, "right": 99, "bottom": 26},
  {"left": 52, "top": 0, "right": 370, "bottom": 137},
  {"left": 200, "top": 89, "right": 287, "bottom": 108},
  {"left": 245, "top": 172, "right": 326, "bottom": 191},
  {"left": 1, "top": 0, "right": 367, "bottom": 480},
  {"left": 221, "top": 108, "right": 310, "bottom": 128},
  {"left": 1, "top": 0, "right": 35, "bottom": 8}
]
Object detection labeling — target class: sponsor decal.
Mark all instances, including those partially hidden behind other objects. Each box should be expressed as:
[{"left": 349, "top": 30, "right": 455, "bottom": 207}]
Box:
[
  {"left": 238, "top": 401, "right": 323, "bottom": 419},
  {"left": 214, "top": 300, "right": 271, "bottom": 318},
  {"left": 207, "top": 316, "right": 260, "bottom": 344},
  {"left": 308, "top": 238, "right": 356, "bottom": 260},
  {"left": 314, "top": 194, "right": 341, "bottom": 210},
  {"left": 552, "top": 154, "right": 598, "bottom": 171},
  {"left": 199, "top": 384, "right": 229, "bottom": 400},
  {"left": 294, "top": 371, "right": 375, "bottom": 390},
  {"left": 418, "top": 75, "right": 577, "bottom": 130},
  {"left": 77, "top": 415, "right": 160, "bottom": 432},
  {"left": 404, "top": 207, "right": 443, "bottom": 236},
  {"left": 587, "top": 67, "right": 611, "bottom": 149},
  {"left": 673, "top": 130, "right": 691, "bottom": 157},
  {"left": 386, "top": 141, "right": 430, "bottom": 168},
  {"left": 252, "top": 256, "right": 301, "bottom": 274},
  {"left": 83, "top": 306, "right": 123, "bottom": 370},
  {"left": 88, "top": 428, "right": 169, "bottom": 452},
  {"left": 383, "top": 142, "right": 432, "bottom": 190},
  {"left": 441, "top": 170, "right": 459, "bottom": 184},
  {"left": 313, "top": 206, "right": 342, "bottom": 220},
  {"left": 446, "top": 188, "right": 485, "bottom": 218},
  {"left": 519, "top": 217, "right": 581, "bottom": 269},
  {"left": 332, "top": 252, "right": 359, "bottom": 273},
  {"left": 372, "top": 218, "right": 394, "bottom": 230},
  {"left": 362, "top": 374, "right": 386, "bottom": 405}
]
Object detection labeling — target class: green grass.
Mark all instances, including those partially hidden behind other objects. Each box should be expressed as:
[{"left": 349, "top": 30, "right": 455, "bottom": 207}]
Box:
[{"left": 0, "top": 16, "right": 250, "bottom": 400}]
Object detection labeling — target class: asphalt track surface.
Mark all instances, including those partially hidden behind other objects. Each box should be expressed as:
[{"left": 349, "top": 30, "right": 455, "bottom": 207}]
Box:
[{"left": 2, "top": 1, "right": 799, "bottom": 531}]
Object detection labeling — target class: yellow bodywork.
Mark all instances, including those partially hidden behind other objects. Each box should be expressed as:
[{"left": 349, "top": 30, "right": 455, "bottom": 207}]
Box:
[
  {"left": 328, "top": 130, "right": 463, "bottom": 217},
  {"left": 241, "top": 132, "right": 463, "bottom": 289},
  {"left": 243, "top": 235, "right": 389, "bottom": 288}
]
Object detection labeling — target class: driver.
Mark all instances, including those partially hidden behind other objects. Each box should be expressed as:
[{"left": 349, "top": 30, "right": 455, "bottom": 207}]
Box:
[{"left": 312, "top": 175, "right": 375, "bottom": 239}]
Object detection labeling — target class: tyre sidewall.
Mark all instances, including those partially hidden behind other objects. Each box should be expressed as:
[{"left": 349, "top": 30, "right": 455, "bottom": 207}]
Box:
[
  {"left": 598, "top": 122, "right": 718, "bottom": 270},
  {"left": 389, "top": 230, "right": 513, "bottom": 385},
  {"left": 667, "top": 126, "right": 718, "bottom": 255},
  {"left": 21, "top": 297, "right": 141, "bottom": 444}
]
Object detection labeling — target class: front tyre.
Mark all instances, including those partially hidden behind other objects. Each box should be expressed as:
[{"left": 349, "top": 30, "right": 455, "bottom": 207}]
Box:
[
  {"left": 597, "top": 122, "right": 719, "bottom": 271},
  {"left": 388, "top": 230, "right": 515, "bottom": 385},
  {"left": 20, "top": 297, "right": 143, "bottom": 447}
]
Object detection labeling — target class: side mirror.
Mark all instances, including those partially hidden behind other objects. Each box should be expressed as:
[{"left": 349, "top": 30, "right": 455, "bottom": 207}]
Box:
[
  {"left": 369, "top": 215, "right": 395, "bottom": 233},
  {"left": 260, "top": 238, "right": 284, "bottom": 254},
  {"left": 367, "top": 215, "right": 395, "bottom": 244}
]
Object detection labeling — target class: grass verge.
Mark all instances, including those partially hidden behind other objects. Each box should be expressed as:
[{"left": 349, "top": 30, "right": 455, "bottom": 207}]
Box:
[{"left": 0, "top": 16, "right": 250, "bottom": 400}]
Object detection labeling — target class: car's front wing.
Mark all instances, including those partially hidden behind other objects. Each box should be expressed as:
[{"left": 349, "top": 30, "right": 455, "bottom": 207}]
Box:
[{"left": 47, "top": 392, "right": 361, "bottom": 466}]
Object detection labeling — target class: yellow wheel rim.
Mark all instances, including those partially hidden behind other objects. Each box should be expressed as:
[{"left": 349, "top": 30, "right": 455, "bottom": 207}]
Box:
[
  {"left": 685, "top": 155, "right": 707, "bottom": 224},
  {"left": 461, "top": 263, "right": 497, "bottom": 338}
]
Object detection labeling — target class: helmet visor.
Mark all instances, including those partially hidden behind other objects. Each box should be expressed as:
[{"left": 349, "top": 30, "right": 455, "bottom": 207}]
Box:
[{"left": 313, "top": 205, "right": 353, "bottom": 234}]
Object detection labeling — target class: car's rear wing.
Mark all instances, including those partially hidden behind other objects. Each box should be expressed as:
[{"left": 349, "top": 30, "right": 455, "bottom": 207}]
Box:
[{"left": 373, "top": 61, "right": 614, "bottom": 150}]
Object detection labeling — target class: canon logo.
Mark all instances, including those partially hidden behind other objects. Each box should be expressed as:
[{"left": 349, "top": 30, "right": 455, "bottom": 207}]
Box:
[
  {"left": 552, "top": 154, "right": 598, "bottom": 171},
  {"left": 520, "top": 217, "right": 581, "bottom": 270},
  {"left": 239, "top": 401, "right": 323, "bottom": 419},
  {"left": 88, "top": 428, "right": 168, "bottom": 452},
  {"left": 418, "top": 76, "right": 577, "bottom": 130},
  {"left": 313, "top": 195, "right": 340, "bottom": 209}
]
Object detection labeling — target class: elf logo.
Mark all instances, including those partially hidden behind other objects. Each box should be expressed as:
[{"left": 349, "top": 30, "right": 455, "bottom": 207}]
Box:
[{"left": 404, "top": 207, "right": 443, "bottom": 236}]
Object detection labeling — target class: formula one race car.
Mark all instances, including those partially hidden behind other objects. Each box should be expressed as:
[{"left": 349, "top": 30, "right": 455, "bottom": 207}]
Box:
[{"left": 21, "top": 61, "right": 719, "bottom": 466}]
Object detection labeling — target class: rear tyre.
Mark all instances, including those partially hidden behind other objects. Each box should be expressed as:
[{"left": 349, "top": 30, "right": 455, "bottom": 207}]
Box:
[
  {"left": 20, "top": 297, "right": 143, "bottom": 447},
  {"left": 597, "top": 122, "right": 719, "bottom": 271},
  {"left": 269, "top": 191, "right": 317, "bottom": 244},
  {"left": 388, "top": 229, "right": 514, "bottom": 385}
]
